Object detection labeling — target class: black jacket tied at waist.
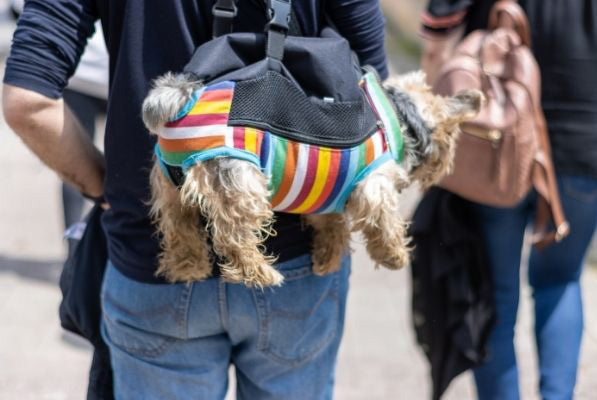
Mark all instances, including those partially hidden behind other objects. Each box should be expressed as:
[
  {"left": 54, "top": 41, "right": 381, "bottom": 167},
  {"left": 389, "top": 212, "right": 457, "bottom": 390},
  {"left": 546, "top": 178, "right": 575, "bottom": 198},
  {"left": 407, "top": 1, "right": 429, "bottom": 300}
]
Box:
[{"left": 409, "top": 187, "right": 496, "bottom": 399}]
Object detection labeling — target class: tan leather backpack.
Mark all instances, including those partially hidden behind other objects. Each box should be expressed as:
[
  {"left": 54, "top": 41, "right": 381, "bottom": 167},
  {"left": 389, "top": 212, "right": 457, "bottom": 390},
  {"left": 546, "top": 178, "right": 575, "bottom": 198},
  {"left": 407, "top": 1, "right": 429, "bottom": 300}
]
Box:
[{"left": 433, "top": 0, "right": 569, "bottom": 246}]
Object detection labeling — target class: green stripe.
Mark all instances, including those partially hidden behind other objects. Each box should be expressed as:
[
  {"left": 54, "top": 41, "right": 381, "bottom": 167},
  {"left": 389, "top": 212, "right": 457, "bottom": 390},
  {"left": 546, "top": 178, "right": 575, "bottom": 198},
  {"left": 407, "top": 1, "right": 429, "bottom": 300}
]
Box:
[
  {"left": 160, "top": 150, "right": 197, "bottom": 166},
  {"left": 358, "top": 141, "right": 367, "bottom": 171},
  {"left": 269, "top": 137, "right": 288, "bottom": 197},
  {"left": 365, "top": 73, "right": 404, "bottom": 162}
]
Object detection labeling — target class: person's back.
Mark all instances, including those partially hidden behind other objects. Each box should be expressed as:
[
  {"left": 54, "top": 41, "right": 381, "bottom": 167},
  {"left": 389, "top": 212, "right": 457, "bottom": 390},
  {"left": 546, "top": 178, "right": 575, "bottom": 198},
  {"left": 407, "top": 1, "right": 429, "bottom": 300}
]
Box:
[
  {"left": 420, "top": 1, "right": 597, "bottom": 399},
  {"left": 3, "top": 0, "right": 387, "bottom": 398},
  {"left": 423, "top": 0, "right": 597, "bottom": 176}
]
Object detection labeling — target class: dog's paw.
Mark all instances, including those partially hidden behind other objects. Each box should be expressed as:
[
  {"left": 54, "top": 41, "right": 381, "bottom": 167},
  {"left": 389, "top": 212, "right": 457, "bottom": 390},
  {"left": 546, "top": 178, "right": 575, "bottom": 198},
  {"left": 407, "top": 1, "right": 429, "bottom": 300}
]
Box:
[
  {"left": 371, "top": 245, "right": 411, "bottom": 270},
  {"left": 142, "top": 72, "right": 201, "bottom": 133}
]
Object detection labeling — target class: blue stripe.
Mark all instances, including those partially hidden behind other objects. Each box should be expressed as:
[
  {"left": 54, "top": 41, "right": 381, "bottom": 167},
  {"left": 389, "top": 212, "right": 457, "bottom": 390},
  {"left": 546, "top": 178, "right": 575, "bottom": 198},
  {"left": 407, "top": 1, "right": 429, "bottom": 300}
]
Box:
[
  {"left": 317, "top": 148, "right": 354, "bottom": 213},
  {"left": 206, "top": 80, "right": 235, "bottom": 90},
  {"left": 334, "top": 152, "right": 394, "bottom": 213},
  {"left": 260, "top": 131, "right": 271, "bottom": 170},
  {"left": 154, "top": 144, "right": 176, "bottom": 185},
  {"left": 181, "top": 147, "right": 260, "bottom": 173},
  {"left": 264, "top": 134, "right": 276, "bottom": 180}
]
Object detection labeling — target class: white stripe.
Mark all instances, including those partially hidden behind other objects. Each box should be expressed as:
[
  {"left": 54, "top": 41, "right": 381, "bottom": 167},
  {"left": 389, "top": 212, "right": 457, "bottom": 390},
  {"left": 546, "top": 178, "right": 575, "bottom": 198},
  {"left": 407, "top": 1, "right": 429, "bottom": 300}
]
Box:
[
  {"left": 158, "top": 125, "right": 231, "bottom": 140},
  {"left": 372, "top": 131, "right": 383, "bottom": 158},
  {"left": 225, "top": 127, "right": 234, "bottom": 148},
  {"left": 366, "top": 79, "right": 396, "bottom": 156},
  {"left": 274, "top": 143, "right": 310, "bottom": 210}
]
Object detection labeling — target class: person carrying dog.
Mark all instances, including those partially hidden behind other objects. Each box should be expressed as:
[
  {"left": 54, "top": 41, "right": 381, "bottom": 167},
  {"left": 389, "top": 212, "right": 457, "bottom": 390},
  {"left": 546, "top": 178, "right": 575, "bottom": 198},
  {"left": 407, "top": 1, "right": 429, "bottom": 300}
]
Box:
[
  {"left": 420, "top": 1, "right": 597, "bottom": 399},
  {"left": 2, "top": 0, "right": 387, "bottom": 398}
]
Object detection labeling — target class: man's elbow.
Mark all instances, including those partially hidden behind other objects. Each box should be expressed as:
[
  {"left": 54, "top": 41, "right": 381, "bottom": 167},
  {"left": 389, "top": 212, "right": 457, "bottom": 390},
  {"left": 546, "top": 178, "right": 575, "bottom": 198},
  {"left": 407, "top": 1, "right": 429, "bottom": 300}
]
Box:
[{"left": 2, "top": 84, "right": 58, "bottom": 135}]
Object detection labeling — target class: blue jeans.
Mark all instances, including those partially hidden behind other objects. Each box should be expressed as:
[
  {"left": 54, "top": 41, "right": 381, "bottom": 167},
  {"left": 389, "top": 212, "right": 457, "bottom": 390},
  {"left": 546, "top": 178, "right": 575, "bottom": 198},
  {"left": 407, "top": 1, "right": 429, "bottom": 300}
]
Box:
[
  {"left": 101, "top": 254, "right": 350, "bottom": 400},
  {"left": 471, "top": 175, "right": 597, "bottom": 400}
]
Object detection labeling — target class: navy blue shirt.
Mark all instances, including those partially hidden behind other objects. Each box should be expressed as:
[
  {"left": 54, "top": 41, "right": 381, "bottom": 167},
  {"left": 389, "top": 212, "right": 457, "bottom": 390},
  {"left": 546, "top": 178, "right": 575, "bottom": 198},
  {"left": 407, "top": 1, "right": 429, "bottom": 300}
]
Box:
[{"left": 5, "top": 0, "right": 388, "bottom": 282}]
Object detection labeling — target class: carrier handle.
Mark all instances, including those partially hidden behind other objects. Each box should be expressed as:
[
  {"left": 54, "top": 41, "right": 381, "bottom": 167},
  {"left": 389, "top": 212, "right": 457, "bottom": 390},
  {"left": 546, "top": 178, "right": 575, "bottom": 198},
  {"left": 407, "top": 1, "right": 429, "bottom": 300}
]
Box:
[
  {"left": 488, "top": 0, "right": 531, "bottom": 47},
  {"left": 265, "top": 0, "right": 292, "bottom": 65}
]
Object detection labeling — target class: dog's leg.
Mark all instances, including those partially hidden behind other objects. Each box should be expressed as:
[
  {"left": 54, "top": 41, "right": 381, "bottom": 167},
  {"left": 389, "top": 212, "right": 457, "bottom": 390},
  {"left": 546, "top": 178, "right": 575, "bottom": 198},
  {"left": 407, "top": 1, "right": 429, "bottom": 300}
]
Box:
[
  {"left": 149, "top": 163, "right": 212, "bottom": 282},
  {"left": 181, "top": 159, "right": 283, "bottom": 288},
  {"left": 304, "top": 214, "right": 351, "bottom": 275},
  {"left": 346, "top": 162, "right": 411, "bottom": 270}
]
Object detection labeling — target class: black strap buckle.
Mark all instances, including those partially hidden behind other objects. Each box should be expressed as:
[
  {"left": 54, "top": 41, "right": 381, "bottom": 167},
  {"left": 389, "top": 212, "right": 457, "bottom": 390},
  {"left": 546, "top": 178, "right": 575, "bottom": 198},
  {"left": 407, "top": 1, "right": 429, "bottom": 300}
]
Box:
[
  {"left": 212, "top": 3, "right": 237, "bottom": 19},
  {"left": 212, "top": 0, "right": 238, "bottom": 37},
  {"left": 266, "top": 0, "right": 291, "bottom": 33}
]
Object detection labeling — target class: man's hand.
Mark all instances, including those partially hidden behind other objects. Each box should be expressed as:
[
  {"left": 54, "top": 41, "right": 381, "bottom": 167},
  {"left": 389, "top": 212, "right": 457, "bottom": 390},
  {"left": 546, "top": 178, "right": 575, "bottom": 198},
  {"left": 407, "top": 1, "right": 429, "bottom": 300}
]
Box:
[{"left": 3, "top": 84, "right": 106, "bottom": 199}]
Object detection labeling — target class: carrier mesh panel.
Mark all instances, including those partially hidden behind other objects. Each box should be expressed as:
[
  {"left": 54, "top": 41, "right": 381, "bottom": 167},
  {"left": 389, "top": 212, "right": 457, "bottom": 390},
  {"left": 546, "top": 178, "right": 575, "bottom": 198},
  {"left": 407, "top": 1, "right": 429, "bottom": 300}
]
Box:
[{"left": 228, "top": 71, "right": 378, "bottom": 147}]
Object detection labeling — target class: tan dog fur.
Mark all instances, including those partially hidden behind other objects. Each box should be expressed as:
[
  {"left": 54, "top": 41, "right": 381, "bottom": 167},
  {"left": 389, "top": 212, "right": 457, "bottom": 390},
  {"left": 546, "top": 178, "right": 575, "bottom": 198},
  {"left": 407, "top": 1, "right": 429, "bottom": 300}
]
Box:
[{"left": 143, "top": 71, "right": 482, "bottom": 287}]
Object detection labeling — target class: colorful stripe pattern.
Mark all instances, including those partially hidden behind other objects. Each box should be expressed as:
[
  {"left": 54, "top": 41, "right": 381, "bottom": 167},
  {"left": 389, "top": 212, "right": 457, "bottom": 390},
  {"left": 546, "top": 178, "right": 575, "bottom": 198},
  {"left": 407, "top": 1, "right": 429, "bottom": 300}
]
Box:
[{"left": 155, "top": 73, "right": 404, "bottom": 214}]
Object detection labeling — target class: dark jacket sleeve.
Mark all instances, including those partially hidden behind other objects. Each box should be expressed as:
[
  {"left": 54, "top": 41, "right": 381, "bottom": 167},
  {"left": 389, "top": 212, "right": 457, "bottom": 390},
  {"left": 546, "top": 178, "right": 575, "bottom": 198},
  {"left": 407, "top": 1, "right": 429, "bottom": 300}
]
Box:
[
  {"left": 3, "top": 0, "right": 98, "bottom": 99},
  {"left": 421, "top": 0, "right": 472, "bottom": 37},
  {"left": 327, "top": 0, "right": 388, "bottom": 79}
]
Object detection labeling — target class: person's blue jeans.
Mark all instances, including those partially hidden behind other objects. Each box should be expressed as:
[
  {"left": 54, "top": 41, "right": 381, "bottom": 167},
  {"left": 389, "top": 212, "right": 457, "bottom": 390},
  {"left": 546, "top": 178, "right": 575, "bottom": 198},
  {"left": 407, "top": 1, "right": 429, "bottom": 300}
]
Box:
[
  {"left": 101, "top": 254, "right": 350, "bottom": 400},
  {"left": 471, "top": 174, "right": 597, "bottom": 400}
]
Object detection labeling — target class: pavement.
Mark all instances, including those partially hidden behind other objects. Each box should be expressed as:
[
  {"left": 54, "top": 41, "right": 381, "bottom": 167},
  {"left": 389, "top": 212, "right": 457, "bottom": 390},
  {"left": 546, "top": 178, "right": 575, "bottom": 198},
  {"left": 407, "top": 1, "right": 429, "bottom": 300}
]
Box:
[{"left": 1, "top": 5, "right": 597, "bottom": 399}]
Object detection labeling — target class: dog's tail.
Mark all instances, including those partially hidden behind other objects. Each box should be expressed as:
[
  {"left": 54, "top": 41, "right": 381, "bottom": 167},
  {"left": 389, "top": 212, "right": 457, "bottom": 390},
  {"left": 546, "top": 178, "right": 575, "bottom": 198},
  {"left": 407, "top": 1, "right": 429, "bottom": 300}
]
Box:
[{"left": 142, "top": 72, "right": 202, "bottom": 134}]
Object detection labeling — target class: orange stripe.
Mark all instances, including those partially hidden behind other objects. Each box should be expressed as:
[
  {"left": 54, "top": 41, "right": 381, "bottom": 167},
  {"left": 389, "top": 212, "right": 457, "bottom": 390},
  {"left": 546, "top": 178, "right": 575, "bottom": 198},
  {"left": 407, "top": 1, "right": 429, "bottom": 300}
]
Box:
[
  {"left": 159, "top": 136, "right": 225, "bottom": 152},
  {"left": 271, "top": 141, "right": 298, "bottom": 207},
  {"left": 365, "top": 137, "right": 375, "bottom": 164},
  {"left": 199, "top": 89, "right": 234, "bottom": 102}
]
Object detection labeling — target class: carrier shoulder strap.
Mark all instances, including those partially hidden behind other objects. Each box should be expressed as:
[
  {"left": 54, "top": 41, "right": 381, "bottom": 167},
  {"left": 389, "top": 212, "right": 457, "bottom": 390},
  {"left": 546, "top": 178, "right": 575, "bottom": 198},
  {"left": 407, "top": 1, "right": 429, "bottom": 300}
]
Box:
[{"left": 212, "top": 0, "right": 302, "bottom": 38}]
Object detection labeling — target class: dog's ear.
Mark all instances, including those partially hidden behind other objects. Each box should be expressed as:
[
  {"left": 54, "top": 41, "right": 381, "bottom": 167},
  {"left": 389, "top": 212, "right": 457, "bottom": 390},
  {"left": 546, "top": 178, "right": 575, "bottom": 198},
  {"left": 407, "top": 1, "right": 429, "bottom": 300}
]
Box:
[
  {"left": 142, "top": 72, "right": 199, "bottom": 134},
  {"left": 446, "top": 89, "right": 484, "bottom": 123}
]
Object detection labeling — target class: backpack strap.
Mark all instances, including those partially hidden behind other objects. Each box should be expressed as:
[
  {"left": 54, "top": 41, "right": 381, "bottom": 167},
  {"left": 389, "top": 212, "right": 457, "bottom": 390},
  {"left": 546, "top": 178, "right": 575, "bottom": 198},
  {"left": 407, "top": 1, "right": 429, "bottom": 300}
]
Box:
[
  {"left": 212, "top": 0, "right": 237, "bottom": 37},
  {"left": 265, "top": 0, "right": 292, "bottom": 62},
  {"left": 212, "top": 0, "right": 301, "bottom": 39},
  {"left": 531, "top": 105, "right": 570, "bottom": 248}
]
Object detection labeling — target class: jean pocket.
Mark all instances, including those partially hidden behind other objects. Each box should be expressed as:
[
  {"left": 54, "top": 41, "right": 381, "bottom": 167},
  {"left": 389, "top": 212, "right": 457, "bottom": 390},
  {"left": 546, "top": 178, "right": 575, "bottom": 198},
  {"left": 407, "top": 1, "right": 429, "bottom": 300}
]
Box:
[
  {"left": 562, "top": 175, "right": 597, "bottom": 204},
  {"left": 101, "top": 264, "right": 192, "bottom": 358},
  {"left": 254, "top": 255, "right": 342, "bottom": 366}
]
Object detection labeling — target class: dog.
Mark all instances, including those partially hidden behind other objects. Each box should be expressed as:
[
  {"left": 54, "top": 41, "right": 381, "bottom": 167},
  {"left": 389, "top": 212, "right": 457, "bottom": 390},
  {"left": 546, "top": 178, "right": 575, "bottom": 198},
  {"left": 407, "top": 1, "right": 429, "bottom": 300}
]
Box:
[{"left": 142, "top": 70, "right": 482, "bottom": 287}]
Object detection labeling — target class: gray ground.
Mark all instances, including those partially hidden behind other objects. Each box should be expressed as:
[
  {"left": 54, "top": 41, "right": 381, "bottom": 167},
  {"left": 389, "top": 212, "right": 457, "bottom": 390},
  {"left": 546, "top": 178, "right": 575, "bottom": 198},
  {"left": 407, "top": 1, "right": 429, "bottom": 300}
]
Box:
[{"left": 1, "top": 3, "right": 597, "bottom": 399}]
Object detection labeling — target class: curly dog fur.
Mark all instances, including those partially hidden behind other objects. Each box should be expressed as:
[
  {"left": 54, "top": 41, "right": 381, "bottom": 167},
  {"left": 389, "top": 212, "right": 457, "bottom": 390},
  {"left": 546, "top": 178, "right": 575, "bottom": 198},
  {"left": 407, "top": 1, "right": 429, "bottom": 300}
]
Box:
[{"left": 143, "top": 70, "right": 482, "bottom": 287}]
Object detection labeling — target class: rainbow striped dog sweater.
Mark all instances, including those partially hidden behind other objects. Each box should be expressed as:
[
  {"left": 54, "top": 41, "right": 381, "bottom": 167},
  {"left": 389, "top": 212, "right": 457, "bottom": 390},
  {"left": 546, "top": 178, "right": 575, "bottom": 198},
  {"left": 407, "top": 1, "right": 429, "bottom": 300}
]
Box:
[{"left": 155, "top": 71, "right": 404, "bottom": 214}]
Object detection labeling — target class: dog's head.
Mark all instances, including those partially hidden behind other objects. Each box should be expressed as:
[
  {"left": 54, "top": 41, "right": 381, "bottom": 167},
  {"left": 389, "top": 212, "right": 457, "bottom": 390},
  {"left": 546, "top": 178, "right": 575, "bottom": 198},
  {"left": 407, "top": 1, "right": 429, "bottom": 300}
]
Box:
[{"left": 384, "top": 71, "right": 483, "bottom": 189}]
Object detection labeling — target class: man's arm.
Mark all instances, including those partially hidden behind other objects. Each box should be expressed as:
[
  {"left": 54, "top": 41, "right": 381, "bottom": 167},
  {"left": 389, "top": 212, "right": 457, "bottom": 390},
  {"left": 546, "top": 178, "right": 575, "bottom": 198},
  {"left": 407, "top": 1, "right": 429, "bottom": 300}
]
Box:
[
  {"left": 3, "top": 85, "right": 105, "bottom": 198},
  {"left": 327, "top": 0, "right": 388, "bottom": 79},
  {"left": 3, "top": 0, "right": 103, "bottom": 198},
  {"left": 420, "top": 0, "right": 472, "bottom": 84}
]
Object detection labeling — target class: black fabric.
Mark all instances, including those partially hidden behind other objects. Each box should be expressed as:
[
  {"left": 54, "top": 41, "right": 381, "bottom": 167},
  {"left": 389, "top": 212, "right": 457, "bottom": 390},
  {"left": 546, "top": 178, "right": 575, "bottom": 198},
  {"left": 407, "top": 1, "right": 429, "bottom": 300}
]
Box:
[
  {"left": 266, "top": 28, "right": 287, "bottom": 61},
  {"left": 410, "top": 187, "right": 496, "bottom": 400},
  {"left": 4, "top": 0, "right": 387, "bottom": 283},
  {"left": 185, "top": 28, "right": 363, "bottom": 101},
  {"left": 424, "top": 0, "right": 597, "bottom": 178},
  {"left": 230, "top": 71, "right": 377, "bottom": 147},
  {"left": 58, "top": 204, "right": 114, "bottom": 400},
  {"left": 185, "top": 25, "right": 377, "bottom": 147},
  {"left": 86, "top": 346, "right": 114, "bottom": 400}
]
